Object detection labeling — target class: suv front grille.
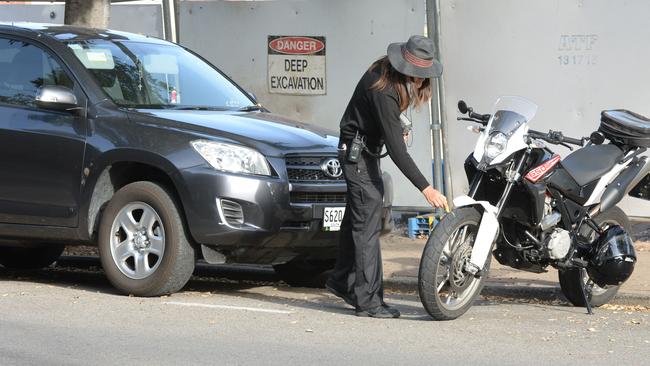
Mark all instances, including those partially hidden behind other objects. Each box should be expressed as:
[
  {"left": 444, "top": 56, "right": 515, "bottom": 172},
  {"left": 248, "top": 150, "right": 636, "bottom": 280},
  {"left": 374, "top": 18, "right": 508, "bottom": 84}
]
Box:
[
  {"left": 285, "top": 156, "right": 322, "bottom": 166},
  {"left": 285, "top": 155, "right": 344, "bottom": 183},
  {"left": 287, "top": 169, "right": 339, "bottom": 182},
  {"left": 290, "top": 192, "right": 346, "bottom": 204}
]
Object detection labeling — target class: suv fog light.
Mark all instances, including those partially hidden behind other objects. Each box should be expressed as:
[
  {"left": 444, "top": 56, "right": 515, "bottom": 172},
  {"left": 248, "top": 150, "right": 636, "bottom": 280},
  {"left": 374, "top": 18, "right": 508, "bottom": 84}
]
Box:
[{"left": 217, "top": 198, "right": 244, "bottom": 226}]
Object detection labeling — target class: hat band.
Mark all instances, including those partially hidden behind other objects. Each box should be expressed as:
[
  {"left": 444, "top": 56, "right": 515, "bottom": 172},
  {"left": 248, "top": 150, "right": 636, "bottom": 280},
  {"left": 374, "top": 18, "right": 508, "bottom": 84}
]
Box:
[{"left": 403, "top": 48, "right": 434, "bottom": 68}]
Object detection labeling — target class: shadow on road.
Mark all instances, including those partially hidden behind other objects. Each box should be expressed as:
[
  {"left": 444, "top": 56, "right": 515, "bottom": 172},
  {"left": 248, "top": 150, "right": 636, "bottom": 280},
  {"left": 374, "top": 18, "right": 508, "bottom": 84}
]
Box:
[{"left": 0, "top": 255, "right": 577, "bottom": 320}]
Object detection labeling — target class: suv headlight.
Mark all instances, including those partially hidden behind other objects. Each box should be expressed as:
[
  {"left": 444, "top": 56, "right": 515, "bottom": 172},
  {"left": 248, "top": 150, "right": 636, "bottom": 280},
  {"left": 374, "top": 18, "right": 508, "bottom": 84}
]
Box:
[
  {"left": 484, "top": 132, "right": 508, "bottom": 160},
  {"left": 191, "top": 140, "right": 271, "bottom": 176}
]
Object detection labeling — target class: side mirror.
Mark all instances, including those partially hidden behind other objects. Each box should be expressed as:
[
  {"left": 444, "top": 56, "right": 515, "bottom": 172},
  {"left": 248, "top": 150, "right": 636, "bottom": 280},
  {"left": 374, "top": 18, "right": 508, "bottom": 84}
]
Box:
[
  {"left": 458, "top": 100, "right": 469, "bottom": 114},
  {"left": 590, "top": 131, "right": 605, "bottom": 145},
  {"left": 35, "top": 86, "right": 79, "bottom": 112}
]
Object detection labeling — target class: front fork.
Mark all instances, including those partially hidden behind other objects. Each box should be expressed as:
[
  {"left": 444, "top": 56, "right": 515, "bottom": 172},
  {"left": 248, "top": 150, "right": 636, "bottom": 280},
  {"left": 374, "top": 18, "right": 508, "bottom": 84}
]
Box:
[{"left": 462, "top": 149, "right": 531, "bottom": 275}]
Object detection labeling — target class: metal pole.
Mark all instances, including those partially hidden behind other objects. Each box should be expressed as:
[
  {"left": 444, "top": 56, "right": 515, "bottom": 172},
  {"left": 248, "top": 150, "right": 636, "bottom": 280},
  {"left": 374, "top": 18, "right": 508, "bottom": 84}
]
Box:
[
  {"left": 161, "top": 0, "right": 177, "bottom": 43},
  {"left": 427, "top": 0, "right": 454, "bottom": 204},
  {"left": 174, "top": 0, "right": 181, "bottom": 43},
  {"left": 426, "top": 0, "right": 444, "bottom": 198}
]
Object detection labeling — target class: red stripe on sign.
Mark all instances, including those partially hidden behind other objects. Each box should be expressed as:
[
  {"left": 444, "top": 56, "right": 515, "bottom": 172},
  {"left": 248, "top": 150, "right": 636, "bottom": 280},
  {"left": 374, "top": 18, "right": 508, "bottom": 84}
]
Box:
[
  {"left": 403, "top": 49, "right": 434, "bottom": 68},
  {"left": 525, "top": 155, "right": 562, "bottom": 183}
]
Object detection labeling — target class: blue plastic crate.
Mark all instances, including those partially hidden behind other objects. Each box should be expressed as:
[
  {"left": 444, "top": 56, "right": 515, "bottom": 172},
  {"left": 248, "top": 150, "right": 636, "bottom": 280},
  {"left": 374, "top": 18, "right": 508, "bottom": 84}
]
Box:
[{"left": 407, "top": 214, "right": 438, "bottom": 238}]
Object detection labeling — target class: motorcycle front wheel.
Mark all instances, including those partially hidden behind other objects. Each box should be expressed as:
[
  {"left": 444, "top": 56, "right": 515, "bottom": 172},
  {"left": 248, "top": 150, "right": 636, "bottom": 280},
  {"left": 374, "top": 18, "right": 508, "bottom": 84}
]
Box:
[{"left": 418, "top": 207, "right": 491, "bottom": 320}]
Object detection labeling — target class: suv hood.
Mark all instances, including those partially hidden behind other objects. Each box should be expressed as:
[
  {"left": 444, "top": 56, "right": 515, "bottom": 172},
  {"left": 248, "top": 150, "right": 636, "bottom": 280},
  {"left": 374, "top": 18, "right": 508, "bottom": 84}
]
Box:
[{"left": 132, "top": 110, "right": 339, "bottom": 157}]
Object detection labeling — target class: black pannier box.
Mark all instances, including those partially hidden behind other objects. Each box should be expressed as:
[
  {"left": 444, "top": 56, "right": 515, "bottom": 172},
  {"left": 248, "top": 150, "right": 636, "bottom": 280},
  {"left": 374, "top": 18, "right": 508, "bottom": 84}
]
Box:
[{"left": 599, "top": 110, "right": 650, "bottom": 148}]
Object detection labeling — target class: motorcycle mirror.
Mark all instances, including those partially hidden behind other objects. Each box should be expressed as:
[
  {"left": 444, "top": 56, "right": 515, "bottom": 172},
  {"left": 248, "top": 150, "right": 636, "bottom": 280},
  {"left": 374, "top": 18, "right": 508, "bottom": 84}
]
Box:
[
  {"left": 590, "top": 131, "right": 605, "bottom": 145},
  {"left": 458, "top": 100, "right": 469, "bottom": 114}
]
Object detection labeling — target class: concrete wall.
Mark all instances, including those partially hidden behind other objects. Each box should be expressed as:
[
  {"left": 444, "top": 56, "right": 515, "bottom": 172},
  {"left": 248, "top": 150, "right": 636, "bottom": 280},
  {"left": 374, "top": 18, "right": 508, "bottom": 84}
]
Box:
[
  {"left": 0, "top": 1, "right": 164, "bottom": 38},
  {"left": 439, "top": 0, "right": 650, "bottom": 218},
  {"left": 179, "top": 0, "right": 434, "bottom": 208}
]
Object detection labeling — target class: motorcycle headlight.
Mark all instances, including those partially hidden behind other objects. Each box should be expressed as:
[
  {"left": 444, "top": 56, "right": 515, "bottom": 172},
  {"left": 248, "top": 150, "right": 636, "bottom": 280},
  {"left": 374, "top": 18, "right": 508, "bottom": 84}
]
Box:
[
  {"left": 191, "top": 140, "right": 272, "bottom": 176},
  {"left": 484, "top": 132, "right": 508, "bottom": 160}
]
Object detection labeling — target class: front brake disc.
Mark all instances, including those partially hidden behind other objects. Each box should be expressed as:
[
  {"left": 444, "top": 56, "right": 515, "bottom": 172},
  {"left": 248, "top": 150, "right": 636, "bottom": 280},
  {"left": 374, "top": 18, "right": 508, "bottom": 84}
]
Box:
[{"left": 449, "top": 242, "right": 474, "bottom": 293}]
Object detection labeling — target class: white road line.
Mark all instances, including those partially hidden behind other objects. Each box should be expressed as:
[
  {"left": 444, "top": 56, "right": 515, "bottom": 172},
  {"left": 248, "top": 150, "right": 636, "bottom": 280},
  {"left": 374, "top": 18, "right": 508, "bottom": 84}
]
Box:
[{"left": 163, "top": 301, "right": 294, "bottom": 314}]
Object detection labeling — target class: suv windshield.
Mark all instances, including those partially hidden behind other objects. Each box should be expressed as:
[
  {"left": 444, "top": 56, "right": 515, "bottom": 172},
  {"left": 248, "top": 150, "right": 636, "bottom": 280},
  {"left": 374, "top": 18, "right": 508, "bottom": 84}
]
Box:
[{"left": 67, "top": 40, "right": 254, "bottom": 110}]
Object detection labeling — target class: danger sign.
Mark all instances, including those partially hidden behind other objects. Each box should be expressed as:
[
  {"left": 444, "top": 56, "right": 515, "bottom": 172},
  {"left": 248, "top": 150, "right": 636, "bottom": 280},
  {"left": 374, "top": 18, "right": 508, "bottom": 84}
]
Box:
[{"left": 268, "top": 36, "right": 326, "bottom": 95}]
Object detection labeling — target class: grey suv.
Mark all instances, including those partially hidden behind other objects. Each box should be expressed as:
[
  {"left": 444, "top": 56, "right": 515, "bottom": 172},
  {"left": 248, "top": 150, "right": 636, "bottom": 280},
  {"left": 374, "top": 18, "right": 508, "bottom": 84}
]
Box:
[{"left": 0, "top": 23, "right": 348, "bottom": 295}]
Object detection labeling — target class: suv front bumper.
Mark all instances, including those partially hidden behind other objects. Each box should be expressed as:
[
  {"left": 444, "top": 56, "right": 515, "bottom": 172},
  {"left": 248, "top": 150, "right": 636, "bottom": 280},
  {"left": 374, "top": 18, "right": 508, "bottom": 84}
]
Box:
[{"left": 179, "top": 165, "right": 346, "bottom": 264}]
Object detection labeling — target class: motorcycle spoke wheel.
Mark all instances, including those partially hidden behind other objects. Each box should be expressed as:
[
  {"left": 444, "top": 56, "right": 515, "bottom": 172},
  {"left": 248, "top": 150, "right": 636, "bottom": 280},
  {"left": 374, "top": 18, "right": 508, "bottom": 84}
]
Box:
[
  {"left": 434, "top": 224, "right": 480, "bottom": 310},
  {"left": 418, "top": 207, "right": 490, "bottom": 320}
]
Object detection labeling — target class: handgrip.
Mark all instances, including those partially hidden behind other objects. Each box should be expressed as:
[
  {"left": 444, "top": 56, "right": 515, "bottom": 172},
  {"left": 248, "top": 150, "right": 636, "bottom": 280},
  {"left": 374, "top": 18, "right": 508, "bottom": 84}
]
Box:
[
  {"left": 563, "top": 136, "right": 584, "bottom": 146},
  {"left": 528, "top": 129, "right": 583, "bottom": 146},
  {"left": 470, "top": 112, "right": 491, "bottom": 123}
]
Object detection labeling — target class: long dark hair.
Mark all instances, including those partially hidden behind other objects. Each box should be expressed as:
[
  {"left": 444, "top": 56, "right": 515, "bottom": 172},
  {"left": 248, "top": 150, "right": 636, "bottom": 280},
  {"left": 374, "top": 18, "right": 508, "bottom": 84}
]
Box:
[{"left": 369, "top": 56, "right": 432, "bottom": 112}]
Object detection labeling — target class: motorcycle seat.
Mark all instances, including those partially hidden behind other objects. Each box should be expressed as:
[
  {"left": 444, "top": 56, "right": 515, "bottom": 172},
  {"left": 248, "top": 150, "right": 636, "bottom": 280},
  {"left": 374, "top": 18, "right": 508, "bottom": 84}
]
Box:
[{"left": 560, "top": 144, "right": 624, "bottom": 186}]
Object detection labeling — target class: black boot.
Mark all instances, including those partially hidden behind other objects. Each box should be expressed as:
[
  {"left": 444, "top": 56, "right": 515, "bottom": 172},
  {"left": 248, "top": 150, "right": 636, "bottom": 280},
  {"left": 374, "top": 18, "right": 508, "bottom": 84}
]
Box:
[
  {"left": 356, "top": 306, "right": 400, "bottom": 319},
  {"left": 381, "top": 301, "right": 401, "bottom": 317},
  {"left": 325, "top": 280, "right": 357, "bottom": 308}
]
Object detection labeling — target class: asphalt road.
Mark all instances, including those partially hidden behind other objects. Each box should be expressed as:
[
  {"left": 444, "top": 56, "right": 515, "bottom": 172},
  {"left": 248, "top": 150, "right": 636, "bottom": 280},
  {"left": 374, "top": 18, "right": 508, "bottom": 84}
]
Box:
[{"left": 1, "top": 261, "right": 648, "bottom": 366}]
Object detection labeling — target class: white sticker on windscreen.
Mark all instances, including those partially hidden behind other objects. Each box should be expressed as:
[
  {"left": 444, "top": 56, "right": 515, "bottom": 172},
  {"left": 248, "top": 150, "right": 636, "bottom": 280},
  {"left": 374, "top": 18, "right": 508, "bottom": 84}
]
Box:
[{"left": 69, "top": 46, "right": 115, "bottom": 70}]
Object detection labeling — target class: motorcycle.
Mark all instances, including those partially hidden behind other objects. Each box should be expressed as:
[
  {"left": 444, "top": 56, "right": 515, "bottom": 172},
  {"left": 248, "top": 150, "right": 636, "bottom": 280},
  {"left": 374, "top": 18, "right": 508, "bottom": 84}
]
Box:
[{"left": 418, "top": 96, "right": 649, "bottom": 320}]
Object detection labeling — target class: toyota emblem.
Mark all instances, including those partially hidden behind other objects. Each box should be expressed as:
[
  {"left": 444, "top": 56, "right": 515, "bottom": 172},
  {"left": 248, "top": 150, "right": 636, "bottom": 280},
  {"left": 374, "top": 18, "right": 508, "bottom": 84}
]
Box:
[{"left": 321, "top": 158, "right": 343, "bottom": 179}]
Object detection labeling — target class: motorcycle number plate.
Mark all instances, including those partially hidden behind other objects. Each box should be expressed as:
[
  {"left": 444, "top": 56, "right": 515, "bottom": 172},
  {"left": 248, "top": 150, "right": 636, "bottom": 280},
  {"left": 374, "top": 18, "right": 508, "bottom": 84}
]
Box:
[
  {"left": 525, "top": 154, "right": 561, "bottom": 183},
  {"left": 323, "top": 207, "right": 345, "bottom": 231}
]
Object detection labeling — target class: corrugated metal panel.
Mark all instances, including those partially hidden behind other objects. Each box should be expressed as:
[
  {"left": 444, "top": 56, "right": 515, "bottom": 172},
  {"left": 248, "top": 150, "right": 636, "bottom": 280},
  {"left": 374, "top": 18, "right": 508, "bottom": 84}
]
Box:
[
  {"left": 179, "top": 0, "right": 433, "bottom": 208},
  {"left": 440, "top": 0, "right": 650, "bottom": 218}
]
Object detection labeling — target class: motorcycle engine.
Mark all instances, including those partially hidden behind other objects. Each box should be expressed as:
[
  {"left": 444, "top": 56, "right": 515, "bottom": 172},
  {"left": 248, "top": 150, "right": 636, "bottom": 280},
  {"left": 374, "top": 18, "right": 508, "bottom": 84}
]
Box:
[{"left": 546, "top": 228, "right": 572, "bottom": 260}]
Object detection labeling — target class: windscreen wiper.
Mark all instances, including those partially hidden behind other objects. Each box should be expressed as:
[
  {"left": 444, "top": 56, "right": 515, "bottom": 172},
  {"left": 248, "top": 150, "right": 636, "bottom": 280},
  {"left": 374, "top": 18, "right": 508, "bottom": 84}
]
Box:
[
  {"left": 237, "top": 105, "right": 263, "bottom": 112},
  {"left": 121, "top": 104, "right": 169, "bottom": 110},
  {"left": 169, "top": 106, "right": 229, "bottom": 111}
]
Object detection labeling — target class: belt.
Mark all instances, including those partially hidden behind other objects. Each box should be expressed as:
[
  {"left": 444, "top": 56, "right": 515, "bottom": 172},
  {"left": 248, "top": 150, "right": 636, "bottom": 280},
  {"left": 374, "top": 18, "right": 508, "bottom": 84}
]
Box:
[{"left": 338, "top": 135, "right": 387, "bottom": 160}]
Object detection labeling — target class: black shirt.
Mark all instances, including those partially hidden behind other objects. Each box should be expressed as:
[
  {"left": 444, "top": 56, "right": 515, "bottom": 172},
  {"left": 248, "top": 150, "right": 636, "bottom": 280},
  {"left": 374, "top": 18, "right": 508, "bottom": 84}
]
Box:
[{"left": 339, "top": 64, "right": 430, "bottom": 191}]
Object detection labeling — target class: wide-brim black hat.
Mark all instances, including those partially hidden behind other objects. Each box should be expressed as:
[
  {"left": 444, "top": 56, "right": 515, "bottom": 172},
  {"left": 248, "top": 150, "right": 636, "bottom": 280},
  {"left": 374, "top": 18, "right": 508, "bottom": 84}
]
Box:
[{"left": 387, "top": 35, "right": 442, "bottom": 79}]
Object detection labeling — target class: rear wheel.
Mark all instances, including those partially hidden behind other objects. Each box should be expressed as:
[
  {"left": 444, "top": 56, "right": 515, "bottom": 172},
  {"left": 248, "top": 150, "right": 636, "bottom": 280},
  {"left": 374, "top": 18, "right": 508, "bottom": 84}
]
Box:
[
  {"left": 558, "top": 206, "right": 629, "bottom": 307},
  {"left": 418, "top": 207, "right": 491, "bottom": 320},
  {"left": 0, "top": 244, "right": 65, "bottom": 270},
  {"left": 274, "top": 259, "right": 334, "bottom": 288},
  {"left": 98, "top": 181, "right": 195, "bottom": 296}
]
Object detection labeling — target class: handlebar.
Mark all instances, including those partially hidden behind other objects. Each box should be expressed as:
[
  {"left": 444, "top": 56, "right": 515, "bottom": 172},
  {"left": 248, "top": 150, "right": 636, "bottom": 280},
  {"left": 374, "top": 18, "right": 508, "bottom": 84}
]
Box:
[
  {"left": 457, "top": 100, "right": 586, "bottom": 149},
  {"left": 469, "top": 111, "right": 491, "bottom": 123},
  {"left": 457, "top": 100, "right": 490, "bottom": 125},
  {"left": 528, "top": 129, "right": 585, "bottom": 148},
  {"left": 562, "top": 135, "right": 584, "bottom": 146}
]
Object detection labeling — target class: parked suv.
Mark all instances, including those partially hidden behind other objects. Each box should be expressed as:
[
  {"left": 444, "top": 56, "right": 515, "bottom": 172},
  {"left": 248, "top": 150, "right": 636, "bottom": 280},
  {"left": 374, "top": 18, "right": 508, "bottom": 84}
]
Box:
[{"left": 0, "top": 23, "right": 348, "bottom": 295}]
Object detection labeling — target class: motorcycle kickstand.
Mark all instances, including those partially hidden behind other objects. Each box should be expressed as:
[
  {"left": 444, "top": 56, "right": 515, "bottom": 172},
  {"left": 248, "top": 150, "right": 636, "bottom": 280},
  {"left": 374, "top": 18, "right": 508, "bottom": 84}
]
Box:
[{"left": 580, "top": 271, "right": 594, "bottom": 315}]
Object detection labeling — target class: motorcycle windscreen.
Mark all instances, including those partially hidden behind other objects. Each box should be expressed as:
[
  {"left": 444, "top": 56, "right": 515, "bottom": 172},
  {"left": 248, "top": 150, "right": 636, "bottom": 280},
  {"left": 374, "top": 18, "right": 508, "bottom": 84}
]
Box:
[{"left": 486, "top": 96, "right": 538, "bottom": 135}]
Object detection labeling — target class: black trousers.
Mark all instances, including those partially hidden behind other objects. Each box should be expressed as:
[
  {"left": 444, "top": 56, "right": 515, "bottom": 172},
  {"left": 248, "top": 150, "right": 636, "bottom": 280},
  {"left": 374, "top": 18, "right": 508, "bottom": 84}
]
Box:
[{"left": 329, "top": 150, "right": 385, "bottom": 311}]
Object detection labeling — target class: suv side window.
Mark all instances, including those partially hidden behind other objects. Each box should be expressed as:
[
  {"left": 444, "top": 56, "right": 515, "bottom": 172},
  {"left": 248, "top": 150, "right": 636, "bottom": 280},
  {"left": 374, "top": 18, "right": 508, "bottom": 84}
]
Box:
[{"left": 0, "top": 37, "right": 74, "bottom": 108}]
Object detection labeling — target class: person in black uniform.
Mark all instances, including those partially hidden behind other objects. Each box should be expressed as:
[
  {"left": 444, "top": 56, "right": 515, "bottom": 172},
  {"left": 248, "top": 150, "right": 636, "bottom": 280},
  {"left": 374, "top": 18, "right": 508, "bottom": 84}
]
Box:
[{"left": 326, "top": 35, "right": 448, "bottom": 319}]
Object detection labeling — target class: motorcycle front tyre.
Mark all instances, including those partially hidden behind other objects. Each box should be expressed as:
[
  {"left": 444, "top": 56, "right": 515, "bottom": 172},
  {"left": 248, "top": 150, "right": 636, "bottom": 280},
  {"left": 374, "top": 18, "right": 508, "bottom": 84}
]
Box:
[{"left": 418, "top": 207, "right": 491, "bottom": 320}]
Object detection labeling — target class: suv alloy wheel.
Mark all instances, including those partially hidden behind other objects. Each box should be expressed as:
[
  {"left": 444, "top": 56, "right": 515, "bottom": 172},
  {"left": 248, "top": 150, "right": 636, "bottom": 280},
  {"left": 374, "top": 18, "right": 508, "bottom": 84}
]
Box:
[{"left": 98, "top": 182, "right": 195, "bottom": 296}]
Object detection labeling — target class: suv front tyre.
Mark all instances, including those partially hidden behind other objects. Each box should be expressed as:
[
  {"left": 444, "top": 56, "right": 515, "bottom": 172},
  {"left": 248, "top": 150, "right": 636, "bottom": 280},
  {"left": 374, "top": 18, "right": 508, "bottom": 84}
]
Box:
[{"left": 98, "top": 181, "right": 195, "bottom": 296}]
